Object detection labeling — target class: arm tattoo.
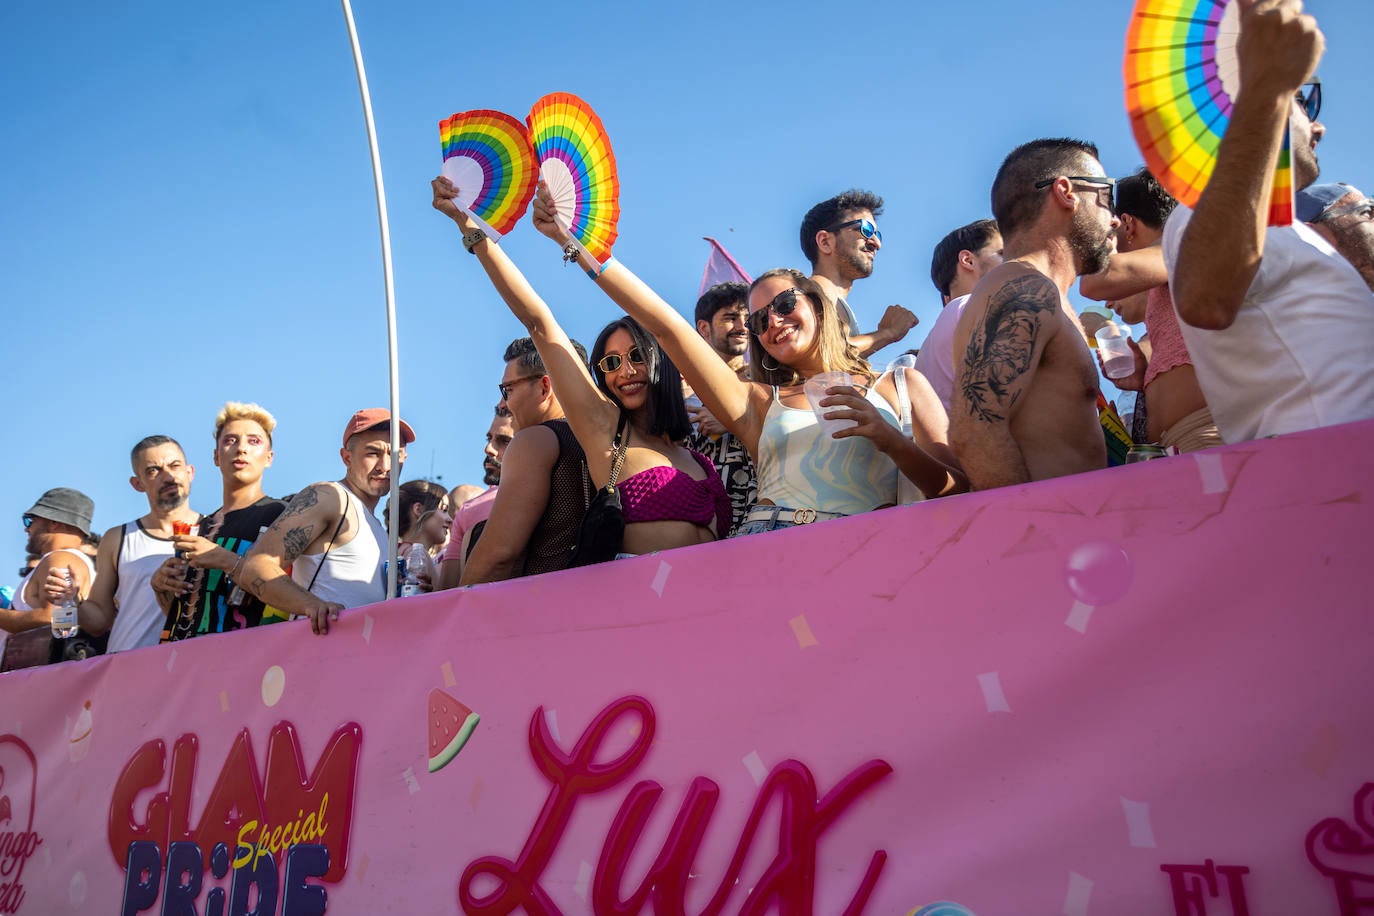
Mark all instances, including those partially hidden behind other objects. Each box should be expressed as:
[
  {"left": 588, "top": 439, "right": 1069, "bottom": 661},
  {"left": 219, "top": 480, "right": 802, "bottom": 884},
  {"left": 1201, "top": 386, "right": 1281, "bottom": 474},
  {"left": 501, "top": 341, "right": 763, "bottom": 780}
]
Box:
[
  {"left": 276, "top": 484, "right": 322, "bottom": 521},
  {"left": 960, "top": 275, "right": 1059, "bottom": 423},
  {"left": 281, "top": 525, "right": 316, "bottom": 564}
]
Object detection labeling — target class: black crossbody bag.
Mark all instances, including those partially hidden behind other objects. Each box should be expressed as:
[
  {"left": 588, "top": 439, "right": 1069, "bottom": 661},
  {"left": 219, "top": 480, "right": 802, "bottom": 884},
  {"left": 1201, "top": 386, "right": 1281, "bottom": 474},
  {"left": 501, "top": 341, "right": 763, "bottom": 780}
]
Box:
[{"left": 569, "top": 413, "right": 630, "bottom": 568}]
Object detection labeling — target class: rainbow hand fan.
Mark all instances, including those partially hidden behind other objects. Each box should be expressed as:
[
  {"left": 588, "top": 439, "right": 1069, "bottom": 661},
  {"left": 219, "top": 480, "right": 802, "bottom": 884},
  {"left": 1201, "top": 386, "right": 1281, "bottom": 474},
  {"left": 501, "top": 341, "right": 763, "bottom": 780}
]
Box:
[
  {"left": 526, "top": 93, "right": 621, "bottom": 264},
  {"left": 438, "top": 109, "right": 539, "bottom": 240},
  {"left": 1125, "top": 0, "right": 1293, "bottom": 225}
]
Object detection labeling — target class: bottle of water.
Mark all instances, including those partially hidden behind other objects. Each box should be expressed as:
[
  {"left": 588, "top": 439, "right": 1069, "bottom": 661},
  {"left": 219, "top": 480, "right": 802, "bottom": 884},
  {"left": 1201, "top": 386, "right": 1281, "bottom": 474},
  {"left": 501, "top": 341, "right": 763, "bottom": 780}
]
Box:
[
  {"left": 51, "top": 568, "right": 79, "bottom": 638},
  {"left": 400, "top": 543, "right": 428, "bottom": 598}
]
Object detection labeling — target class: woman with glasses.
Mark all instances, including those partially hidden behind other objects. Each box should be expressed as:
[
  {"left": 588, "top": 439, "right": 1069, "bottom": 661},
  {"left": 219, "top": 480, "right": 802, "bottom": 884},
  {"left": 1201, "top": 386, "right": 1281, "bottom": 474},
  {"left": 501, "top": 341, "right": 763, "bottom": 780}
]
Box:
[
  {"left": 528, "top": 184, "right": 966, "bottom": 536},
  {"left": 432, "top": 178, "right": 730, "bottom": 558}
]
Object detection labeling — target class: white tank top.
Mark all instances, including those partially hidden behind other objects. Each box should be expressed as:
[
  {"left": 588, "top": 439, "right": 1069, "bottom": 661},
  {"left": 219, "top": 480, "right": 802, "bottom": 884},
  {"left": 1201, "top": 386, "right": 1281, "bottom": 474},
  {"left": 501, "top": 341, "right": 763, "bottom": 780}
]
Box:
[
  {"left": 11, "top": 548, "right": 96, "bottom": 612},
  {"left": 109, "top": 521, "right": 179, "bottom": 653},
  {"left": 290, "top": 484, "right": 387, "bottom": 609}
]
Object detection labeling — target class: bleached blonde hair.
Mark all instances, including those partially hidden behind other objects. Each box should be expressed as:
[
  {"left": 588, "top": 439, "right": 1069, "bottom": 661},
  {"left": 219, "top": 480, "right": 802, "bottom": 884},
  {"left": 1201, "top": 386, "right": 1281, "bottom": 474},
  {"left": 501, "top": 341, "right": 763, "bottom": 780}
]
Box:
[{"left": 214, "top": 402, "right": 277, "bottom": 445}]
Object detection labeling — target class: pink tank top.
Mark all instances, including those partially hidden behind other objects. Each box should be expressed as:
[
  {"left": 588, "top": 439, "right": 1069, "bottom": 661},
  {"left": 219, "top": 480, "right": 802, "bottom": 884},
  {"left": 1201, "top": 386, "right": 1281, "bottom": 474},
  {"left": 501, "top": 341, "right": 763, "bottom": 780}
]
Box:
[
  {"left": 1144, "top": 284, "right": 1194, "bottom": 387},
  {"left": 619, "top": 450, "right": 730, "bottom": 536}
]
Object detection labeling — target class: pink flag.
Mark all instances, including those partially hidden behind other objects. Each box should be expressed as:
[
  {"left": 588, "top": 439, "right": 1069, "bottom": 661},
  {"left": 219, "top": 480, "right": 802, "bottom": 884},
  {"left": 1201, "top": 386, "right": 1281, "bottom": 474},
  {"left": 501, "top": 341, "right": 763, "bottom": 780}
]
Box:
[{"left": 698, "top": 237, "right": 752, "bottom": 297}]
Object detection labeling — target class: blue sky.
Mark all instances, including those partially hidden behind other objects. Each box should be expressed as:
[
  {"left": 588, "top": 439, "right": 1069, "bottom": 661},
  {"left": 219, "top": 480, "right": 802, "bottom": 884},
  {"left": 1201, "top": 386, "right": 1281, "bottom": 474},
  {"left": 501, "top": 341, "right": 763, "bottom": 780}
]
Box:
[{"left": 3, "top": 0, "right": 1368, "bottom": 573}]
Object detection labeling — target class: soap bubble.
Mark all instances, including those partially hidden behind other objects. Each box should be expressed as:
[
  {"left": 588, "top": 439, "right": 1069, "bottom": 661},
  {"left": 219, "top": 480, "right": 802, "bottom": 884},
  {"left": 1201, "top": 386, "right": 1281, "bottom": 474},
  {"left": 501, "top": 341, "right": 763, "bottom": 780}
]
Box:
[{"left": 1064, "top": 540, "right": 1133, "bottom": 606}]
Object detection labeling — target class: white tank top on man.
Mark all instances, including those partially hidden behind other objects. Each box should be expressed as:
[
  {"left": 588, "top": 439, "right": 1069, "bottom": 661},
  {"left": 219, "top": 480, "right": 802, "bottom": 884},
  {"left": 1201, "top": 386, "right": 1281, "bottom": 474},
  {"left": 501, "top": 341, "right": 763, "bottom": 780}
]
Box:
[
  {"left": 290, "top": 483, "right": 387, "bottom": 610},
  {"left": 109, "top": 522, "right": 178, "bottom": 653}
]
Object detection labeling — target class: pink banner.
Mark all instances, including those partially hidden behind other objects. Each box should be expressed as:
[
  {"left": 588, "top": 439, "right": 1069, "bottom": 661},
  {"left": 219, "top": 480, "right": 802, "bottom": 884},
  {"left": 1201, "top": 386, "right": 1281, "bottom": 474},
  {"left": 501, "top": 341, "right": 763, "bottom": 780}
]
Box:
[{"left": 4, "top": 421, "right": 1373, "bottom": 915}]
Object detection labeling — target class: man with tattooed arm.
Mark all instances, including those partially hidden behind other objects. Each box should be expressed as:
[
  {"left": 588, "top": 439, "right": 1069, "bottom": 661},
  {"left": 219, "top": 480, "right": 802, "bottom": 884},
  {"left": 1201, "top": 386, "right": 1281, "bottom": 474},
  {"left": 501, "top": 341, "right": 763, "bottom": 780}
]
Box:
[
  {"left": 238, "top": 409, "right": 413, "bottom": 635},
  {"left": 951, "top": 139, "right": 1116, "bottom": 489}
]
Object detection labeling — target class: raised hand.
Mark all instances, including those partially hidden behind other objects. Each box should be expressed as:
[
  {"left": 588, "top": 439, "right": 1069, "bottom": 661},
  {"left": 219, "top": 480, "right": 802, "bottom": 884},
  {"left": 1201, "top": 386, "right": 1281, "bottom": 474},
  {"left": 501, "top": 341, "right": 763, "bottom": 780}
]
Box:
[
  {"left": 1236, "top": 0, "right": 1323, "bottom": 100},
  {"left": 532, "top": 180, "right": 574, "bottom": 246}
]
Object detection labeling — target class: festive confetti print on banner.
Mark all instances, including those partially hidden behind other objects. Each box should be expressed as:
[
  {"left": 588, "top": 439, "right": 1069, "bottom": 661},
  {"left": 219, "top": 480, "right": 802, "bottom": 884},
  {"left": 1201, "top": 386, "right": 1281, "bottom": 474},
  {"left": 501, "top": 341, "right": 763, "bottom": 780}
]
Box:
[
  {"left": 526, "top": 92, "right": 621, "bottom": 264},
  {"left": 742, "top": 750, "right": 767, "bottom": 786},
  {"left": 789, "top": 614, "right": 819, "bottom": 648},
  {"left": 650, "top": 559, "right": 671, "bottom": 596},
  {"left": 1064, "top": 872, "right": 1094, "bottom": 916},
  {"left": 1064, "top": 540, "right": 1133, "bottom": 606},
  {"left": 1122, "top": 797, "right": 1158, "bottom": 848},
  {"left": 362, "top": 613, "right": 375, "bottom": 644},
  {"left": 261, "top": 665, "right": 285, "bottom": 707},
  {"left": 438, "top": 108, "right": 539, "bottom": 238},
  {"left": 978, "top": 672, "right": 1013, "bottom": 714},
  {"left": 441, "top": 661, "right": 456, "bottom": 688},
  {"left": 67, "top": 700, "right": 93, "bottom": 763},
  {"left": 1125, "top": 0, "right": 1294, "bottom": 225}
]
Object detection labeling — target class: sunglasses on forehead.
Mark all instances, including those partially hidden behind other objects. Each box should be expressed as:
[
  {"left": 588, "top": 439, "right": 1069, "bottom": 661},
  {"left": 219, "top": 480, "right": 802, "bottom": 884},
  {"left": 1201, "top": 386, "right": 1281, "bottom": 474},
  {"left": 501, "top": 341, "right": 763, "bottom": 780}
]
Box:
[
  {"left": 829, "top": 217, "right": 882, "bottom": 244},
  {"left": 596, "top": 346, "right": 646, "bottom": 373},
  {"left": 747, "top": 288, "right": 807, "bottom": 336}
]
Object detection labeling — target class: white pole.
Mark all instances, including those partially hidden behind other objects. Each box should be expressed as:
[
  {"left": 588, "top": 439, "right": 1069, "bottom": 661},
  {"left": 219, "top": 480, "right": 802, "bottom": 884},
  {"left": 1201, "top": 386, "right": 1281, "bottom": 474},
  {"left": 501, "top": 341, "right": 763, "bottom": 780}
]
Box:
[{"left": 339, "top": 0, "right": 402, "bottom": 598}]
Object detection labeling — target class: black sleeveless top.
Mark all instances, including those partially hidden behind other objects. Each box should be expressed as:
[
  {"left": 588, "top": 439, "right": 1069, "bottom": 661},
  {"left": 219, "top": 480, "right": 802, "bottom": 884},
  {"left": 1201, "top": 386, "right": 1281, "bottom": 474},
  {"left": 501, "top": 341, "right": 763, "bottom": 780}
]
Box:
[{"left": 522, "top": 419, "right": 591, "bottom": 576}]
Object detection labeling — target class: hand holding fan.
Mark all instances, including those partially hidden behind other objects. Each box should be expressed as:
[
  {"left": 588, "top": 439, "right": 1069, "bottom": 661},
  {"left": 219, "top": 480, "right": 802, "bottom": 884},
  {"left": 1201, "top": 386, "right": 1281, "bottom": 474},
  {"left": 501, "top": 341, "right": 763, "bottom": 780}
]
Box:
[
  {"left": 438, "top": 109, "right": 539, "bottom": 240},
  {"left": 1125, "top": 0, "right": 1293, "bottom": 225},
  {"left": 526, "top": 93, "right": 621, "bottom": 264}
]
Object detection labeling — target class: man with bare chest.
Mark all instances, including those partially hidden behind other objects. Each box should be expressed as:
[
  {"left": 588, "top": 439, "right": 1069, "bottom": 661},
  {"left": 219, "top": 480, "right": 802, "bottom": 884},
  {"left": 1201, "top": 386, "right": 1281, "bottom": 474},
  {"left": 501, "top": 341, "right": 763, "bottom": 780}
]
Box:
[{"left": 951, "top": 138, "right": 1116, "bottom": 489}]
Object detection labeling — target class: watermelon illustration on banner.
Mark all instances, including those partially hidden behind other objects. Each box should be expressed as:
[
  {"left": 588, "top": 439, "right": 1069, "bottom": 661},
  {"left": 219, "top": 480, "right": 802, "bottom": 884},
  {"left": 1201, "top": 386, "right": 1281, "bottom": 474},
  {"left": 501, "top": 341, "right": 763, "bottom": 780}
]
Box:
[
  {"left": 1124, "top": 0, "right": 1293, "bottom": 225},
  {"left": 438, "top": 109, "right": 539, "bottom": 240},
  {"left": 427, "top": 688, "right": 479, "bottom": 773},
  {"left": 526, "top": 92, "right": 621, "bottom": 264}
]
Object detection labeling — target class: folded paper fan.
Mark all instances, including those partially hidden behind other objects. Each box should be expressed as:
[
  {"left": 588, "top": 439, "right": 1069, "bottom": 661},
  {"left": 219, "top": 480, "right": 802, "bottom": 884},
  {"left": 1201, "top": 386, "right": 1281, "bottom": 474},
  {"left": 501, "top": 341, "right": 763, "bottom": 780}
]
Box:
[
  {"left": 1124, "top": 0, "right": 1293, "bottom": 225},
  {"left": 526, "top": 92, "right": 621, "bottom": 264},
  {"left": 438, "top": 109, "right": 539, "bottom": 239}
]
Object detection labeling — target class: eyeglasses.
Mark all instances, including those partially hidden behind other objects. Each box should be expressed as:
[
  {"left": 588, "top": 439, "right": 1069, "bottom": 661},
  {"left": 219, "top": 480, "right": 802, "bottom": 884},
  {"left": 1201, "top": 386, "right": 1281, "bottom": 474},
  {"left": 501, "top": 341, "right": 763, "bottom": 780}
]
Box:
[
  {"left": 596, "top": 346, "right": 646, "bottom": 373},
  {"left": 21, "top": 514, "right": 35, "bottom": 529},
  {"left": 829, "top": 218, "right": 882, "bottom": 244},
  {"left": 1297, "top": 78, "right": 1322, "bottom": 122},
  {"left": 497, "top": 375, "right": 542, "bottom": 400},
  {"left": 1314, "top": 197, "right": 1374, "bottom": 224},
  {"left": 747, "top": 287, "right": 806, "bottom": 336},
  {"left": 1035, "top": 175, "right": 1116, "bottom": 209}
]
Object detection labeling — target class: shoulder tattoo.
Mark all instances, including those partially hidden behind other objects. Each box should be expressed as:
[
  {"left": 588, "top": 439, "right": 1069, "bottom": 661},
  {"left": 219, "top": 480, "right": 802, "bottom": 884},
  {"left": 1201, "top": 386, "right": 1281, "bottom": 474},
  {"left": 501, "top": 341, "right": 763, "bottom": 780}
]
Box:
[
  {"left": 960, "top": 275, "right": 1059, "bottom": 423},
  {"left": 277, "top": 484, "right": 323, "bottom": 521}
]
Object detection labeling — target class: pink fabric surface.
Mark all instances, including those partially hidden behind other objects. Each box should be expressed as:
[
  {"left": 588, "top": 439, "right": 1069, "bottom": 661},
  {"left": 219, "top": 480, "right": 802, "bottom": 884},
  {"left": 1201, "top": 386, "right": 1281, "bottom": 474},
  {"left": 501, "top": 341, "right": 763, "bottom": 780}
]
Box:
[
  {"left": 2, "top": 420, "right": 1371, "bottom": 914},
  {"left": 1144, "top": 283, "right": 1194, "bottom": 388}
]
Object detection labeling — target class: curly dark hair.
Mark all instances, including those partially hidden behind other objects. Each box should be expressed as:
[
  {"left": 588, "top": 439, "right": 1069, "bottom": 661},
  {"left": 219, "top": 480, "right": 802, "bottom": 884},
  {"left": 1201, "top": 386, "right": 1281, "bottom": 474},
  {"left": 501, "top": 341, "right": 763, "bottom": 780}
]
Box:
[{"left": 799, "top": 190, "right": 885, "bottom": 266}]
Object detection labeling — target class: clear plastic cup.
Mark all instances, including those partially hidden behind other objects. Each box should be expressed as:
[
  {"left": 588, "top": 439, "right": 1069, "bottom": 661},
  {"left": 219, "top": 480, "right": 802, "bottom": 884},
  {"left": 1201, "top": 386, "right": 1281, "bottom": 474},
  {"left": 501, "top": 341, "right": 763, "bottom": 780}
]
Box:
[
  {"left": 803, "top": 371, "right": 858, "bottom": 437},
  {"left": 1095, "top": 322, "right": 1135, "bottom": 379}
]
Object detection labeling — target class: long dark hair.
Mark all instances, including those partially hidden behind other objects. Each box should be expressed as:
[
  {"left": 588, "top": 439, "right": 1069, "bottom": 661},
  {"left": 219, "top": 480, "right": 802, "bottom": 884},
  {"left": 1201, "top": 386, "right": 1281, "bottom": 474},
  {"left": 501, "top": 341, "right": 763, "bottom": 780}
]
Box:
[{"left": 590, "top": 316, "right": 691, "bottom": 441}]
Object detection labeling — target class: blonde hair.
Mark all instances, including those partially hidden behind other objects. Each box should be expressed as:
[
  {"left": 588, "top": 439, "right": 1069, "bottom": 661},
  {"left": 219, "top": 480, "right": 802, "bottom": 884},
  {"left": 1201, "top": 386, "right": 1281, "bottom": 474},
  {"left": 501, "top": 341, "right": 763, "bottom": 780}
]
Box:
[
  {"left": 214, "top": 402, "right": 277, "bottom": 445},
  {"left": 746, "top": 268, "right": 874, "bottom": 386}
]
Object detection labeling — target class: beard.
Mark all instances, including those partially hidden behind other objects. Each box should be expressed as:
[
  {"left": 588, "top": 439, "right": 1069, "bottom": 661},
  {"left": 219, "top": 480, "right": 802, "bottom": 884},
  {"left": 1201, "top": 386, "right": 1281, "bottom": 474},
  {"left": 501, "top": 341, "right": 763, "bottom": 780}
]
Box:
[
  {"left": 155, "top": 488, "right": 188, "bottom": 511},
  {"left": 1070, "top": 211, "right": 1115, "bottom": 277},
  {"left": 839, "top": 246, "right": 875, "bottom": 280},
  {"left": 482, "top": 461, "right": 500, "bottom": 486}
]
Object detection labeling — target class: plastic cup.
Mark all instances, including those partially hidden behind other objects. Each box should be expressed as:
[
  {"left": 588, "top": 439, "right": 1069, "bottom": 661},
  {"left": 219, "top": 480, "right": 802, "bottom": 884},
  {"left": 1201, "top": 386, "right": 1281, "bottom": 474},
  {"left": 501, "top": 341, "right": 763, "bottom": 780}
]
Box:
[
  {"left": 1095, "top": 323, "right": 1135, "bottom": 379},
  {"left": 803, "top": 371, "right": 858, "bottom": 437},
  {"left": 171, "top": 521, "right": 194, "bottom": 537}
]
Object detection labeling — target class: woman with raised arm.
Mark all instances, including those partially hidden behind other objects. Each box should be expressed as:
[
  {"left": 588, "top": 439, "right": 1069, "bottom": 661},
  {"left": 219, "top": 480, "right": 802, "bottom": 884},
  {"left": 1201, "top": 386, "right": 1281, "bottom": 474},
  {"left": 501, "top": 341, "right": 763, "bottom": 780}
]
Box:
[
  {"left": 431, "top": 177, "right": 729, "bottom": 558},
  {"left": 530, "top": 184, "right": 966, "bottom": 536}
]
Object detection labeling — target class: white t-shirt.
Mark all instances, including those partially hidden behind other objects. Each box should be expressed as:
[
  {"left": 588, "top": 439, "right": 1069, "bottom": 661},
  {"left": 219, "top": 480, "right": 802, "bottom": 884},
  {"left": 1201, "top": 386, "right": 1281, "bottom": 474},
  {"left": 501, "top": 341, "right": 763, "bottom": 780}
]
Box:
[
  {"left": 912, "top": 294, "right": 970, "bottom": 412},
  {"left": 1162, "top": 205, "right": 1374, "bottom": 442}
]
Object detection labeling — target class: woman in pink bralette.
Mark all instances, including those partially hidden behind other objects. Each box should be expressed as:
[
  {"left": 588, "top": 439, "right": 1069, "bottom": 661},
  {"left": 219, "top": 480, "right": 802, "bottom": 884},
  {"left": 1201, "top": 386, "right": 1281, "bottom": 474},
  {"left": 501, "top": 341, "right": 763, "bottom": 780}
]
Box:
[{"left": 431, "top": 177, "right": 729, "bottom": 557}]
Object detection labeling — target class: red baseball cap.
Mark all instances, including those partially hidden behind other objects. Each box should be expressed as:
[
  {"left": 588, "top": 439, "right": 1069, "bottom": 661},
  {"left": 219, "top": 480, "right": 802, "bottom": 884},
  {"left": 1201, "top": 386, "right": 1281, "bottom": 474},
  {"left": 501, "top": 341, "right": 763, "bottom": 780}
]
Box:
[{"left": 342, "top": 408, "right": 416, "bottom": 448}]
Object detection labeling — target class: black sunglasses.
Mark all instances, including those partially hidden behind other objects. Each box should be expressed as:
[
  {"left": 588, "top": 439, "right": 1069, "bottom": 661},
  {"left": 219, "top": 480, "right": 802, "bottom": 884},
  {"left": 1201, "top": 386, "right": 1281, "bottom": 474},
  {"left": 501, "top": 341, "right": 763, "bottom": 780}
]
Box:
[
  {"left": 829, "top": 217, "right": 882, "bottom": 244},
  {"left": 747, "top": 288, "right": 807, "bottom": 336},
  {"left": 1297, "top": 78, "right": 1321, "bottom": 122},
  {"left": 596, "top": 346, "right": 646, "bottom": 373},
  {"left": 496, "top": 374, "right": 542, "bottom": 400},
  {"left": 1034, "top": 175, "right": 1116, "bottom": 209}
]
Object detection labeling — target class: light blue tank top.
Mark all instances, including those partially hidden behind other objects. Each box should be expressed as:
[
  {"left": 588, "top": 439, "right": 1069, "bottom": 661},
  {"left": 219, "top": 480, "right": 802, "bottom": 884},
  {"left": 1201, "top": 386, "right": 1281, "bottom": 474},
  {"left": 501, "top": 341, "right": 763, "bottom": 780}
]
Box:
[{"left": 755, "top": 385, "right": 900, "bottom": 516}]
